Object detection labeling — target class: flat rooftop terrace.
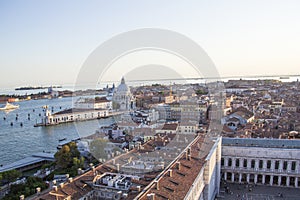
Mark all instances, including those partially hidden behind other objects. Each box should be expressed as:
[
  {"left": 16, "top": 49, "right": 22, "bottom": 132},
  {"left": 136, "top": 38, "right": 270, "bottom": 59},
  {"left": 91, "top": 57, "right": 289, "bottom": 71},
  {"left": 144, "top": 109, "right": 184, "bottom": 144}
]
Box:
[{"left": 222, "top": 138, "right": 300, "bottom": 149}]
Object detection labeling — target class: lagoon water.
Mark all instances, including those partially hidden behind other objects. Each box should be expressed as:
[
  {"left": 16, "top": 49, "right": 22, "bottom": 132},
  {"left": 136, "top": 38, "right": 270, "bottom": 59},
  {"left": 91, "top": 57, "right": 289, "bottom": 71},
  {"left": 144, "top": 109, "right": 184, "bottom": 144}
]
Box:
[{"left": 0, "top": 97, "right": 113, "bottom": 166}]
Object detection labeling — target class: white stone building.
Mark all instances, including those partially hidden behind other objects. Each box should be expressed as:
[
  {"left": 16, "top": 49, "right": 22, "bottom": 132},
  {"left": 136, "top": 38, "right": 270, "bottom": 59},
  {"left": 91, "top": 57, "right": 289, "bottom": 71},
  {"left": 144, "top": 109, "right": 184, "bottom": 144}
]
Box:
[
  {"left": 74, "top": 97, "right": 112, "bottom": 110},
  {"left": 221, "top": 138, "right": 300, "bottom": 188},
  {"left": 113, "top": 77, "right": 135, "bottom": 111}
]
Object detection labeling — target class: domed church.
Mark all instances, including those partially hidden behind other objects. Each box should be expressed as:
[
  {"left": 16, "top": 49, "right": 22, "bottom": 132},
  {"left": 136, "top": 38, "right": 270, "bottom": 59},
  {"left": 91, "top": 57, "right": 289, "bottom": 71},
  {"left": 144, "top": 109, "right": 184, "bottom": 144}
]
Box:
[{"left": 112, "top": 77, "right": 135, "bottom": 111}]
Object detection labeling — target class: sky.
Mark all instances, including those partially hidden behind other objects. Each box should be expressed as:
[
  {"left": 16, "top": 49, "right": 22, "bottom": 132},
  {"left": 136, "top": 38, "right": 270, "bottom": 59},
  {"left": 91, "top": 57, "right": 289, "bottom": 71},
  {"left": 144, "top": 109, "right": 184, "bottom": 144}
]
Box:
[{"left": 0, "top": 0, "right": 300, "bottom": 88}]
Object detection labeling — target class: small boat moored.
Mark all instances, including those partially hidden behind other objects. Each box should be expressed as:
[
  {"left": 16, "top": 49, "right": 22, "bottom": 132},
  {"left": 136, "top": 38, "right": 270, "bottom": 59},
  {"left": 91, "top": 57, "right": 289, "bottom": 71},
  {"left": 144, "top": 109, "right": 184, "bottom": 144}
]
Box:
[{"left": 0, "top": 102, "right": 19, "bottom": 111}]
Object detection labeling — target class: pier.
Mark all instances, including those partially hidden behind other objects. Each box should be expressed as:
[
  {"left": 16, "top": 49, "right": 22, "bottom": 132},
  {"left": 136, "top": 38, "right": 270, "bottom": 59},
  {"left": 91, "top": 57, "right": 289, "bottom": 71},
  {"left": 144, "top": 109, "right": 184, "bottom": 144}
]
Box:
[{"left": 0, "top": 152, "right": 55, "bottom": 173}]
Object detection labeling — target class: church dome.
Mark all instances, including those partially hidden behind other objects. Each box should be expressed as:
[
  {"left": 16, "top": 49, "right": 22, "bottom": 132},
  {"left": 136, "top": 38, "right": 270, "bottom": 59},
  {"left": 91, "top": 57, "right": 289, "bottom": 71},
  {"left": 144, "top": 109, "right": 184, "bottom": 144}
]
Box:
[{"left": 116, "top": 77, "right": 130, "bottom": 93}]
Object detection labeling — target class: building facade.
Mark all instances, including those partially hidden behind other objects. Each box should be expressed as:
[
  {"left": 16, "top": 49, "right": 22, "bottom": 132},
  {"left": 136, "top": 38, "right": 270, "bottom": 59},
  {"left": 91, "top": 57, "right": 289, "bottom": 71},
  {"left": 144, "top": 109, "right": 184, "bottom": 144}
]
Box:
[
  {"left": 113, "top": 77, "right": 135, "bottom": 111},
  {"left": 221, "top": 138, "right": 300, "bottom": 188}
]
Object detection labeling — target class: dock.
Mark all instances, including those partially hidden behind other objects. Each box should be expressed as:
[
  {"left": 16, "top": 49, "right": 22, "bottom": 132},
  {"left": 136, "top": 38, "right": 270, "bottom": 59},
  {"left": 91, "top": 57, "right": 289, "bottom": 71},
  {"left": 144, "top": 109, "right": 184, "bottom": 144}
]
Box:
[{"left": 0, "top": 153, "right": 55, "bottom": 173}]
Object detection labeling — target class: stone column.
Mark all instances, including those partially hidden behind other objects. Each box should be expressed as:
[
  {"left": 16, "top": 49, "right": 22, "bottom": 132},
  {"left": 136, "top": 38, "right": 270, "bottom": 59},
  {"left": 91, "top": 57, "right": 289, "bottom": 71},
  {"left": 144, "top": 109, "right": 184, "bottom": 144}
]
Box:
[
  {"left": 278, "top": 176, "right": 281, "bottom": 186},
  {"left": 295, "top": 161, "right": 299, "bottom": 172},
  {"left": 287, "top": 161, "right": 292, "bottom": 172},
  {"left": 255, "top": 159, "right": 259, "bottom": 169},
  {"left": 263, "top": 159, "right": 267, "bottom": 170},
  {"left": 232, "top": 158, "right": 236, "bottom": 169},
  {"left": 271, "top": 160, "right": 275, "bottom": 171},
  {"left": 247, "top": 160, "right": 251, "bottom": 169},
  {"left": 295, "top": 177, "right": 298, "bottom": 187},
  {"left": 231, "top": 173, "right": 235, "bottom": 182},
  {"left": 254, "top": 174, "right": 258, "bottom": 184},
  {"left": 224, "top": 172, "right": 227, "bottom": 181},
  {"left": 270, "top": 176, "right": 274, "bottom": 186},
  {"left": 286, "top": 176, "right": 290, "bottom": 187},
  {"left": 240, "top": 159, "right": 243, "bottom": 168},
  {"left": 225, "top": 158, "right": 228, "bottom": 167},
  {"left": 247, "top": 174, "right": 250, "bottom": 183},
  {"left": 262, "top": 175, "right": 266, "bottom": 184},
  {"left": 279, "top": 160, "right": 283, "bottom": 171},
  {"left": 239, "top": 173, "right": 242, "bottom": 183}
]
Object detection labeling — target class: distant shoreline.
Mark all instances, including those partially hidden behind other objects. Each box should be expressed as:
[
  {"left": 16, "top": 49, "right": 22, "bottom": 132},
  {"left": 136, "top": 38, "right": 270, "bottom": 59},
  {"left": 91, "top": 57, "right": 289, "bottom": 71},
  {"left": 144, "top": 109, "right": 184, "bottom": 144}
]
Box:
[{"left": 15, "top": 85, "right": 62, "bottom": 91}]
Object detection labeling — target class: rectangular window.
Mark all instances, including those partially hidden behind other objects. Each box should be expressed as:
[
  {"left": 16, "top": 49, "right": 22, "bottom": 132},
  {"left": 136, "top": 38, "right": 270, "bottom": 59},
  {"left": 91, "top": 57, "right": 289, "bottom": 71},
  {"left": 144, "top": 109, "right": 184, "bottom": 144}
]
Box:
[
  {"left": 228, "top": 158, "right": 232, "bottom": 167},
  {"left": 251, "top": 160, "right": 255, "bottom": 168},
  {"left": 283, "top": 161, "right": 288, "bottom": 170},
  {"left": 267, "top": 160, "right": 271, "bottom": 169},
  {"left": 236, "top": 159, "right": 240, "bottom": 167},
  {"left": 292, "top": 161, "right": 296, "bottom": 171},
  {"left": 243, "top": 159, "right": 247, "bottom": 168},
  {"left": 259, "top": 160, "right": 263, "bottom": 168},
  {"left": 275, "top": 160, "right": 280, "bottom": 170}
]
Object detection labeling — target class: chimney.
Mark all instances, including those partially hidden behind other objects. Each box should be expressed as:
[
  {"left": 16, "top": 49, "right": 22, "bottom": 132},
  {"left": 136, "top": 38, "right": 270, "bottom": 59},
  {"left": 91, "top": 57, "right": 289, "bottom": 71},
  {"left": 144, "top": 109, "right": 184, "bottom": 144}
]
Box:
[
  {"left": 155, "top": 180, "right": 159, "bottom": 190},
  {"left": 68, "top": 177, "right": 73, "bottom": 183},
  {"left": 185, "top": 151, "right": 188, "bottom": 160},
  {"left": 53, "top": 185, "right": 58, "bottom": 192},
  {"left": 177, "top": 162, "right": 181, "bottom": 170},
  {"left": 137, "top": 185, "right": 141, "bottom": 192},
  {"left": 147, "top": 193, "right": 155, "bottom": 200},
  {"left": 161, "top": 162, "right": 165, "bottom": 170},
  {"left": 168, "top": 169, "right": 173, "bottom": 177},
  {"left": 19, "top": 195, "right": 25, "bottom": 200},
  {"left": 52, "top": 180, "right": 57, "bottom": 185},
  {"left": 60, "top": 182, "right": 64, "bottom": 189},
  {"left": 188, "top": 154, "right": 192, "bottom": 161},
  {"left": 116, "top": 163, "right": 120, "bottom": 172},
  {"left": 36, "top": 187, "right": 41, "bottom": 194}
]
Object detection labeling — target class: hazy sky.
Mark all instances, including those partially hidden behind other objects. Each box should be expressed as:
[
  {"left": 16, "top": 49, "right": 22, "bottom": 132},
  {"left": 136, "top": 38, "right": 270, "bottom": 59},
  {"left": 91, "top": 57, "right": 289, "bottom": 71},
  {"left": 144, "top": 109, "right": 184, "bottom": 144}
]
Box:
[{"left": 0, "top": 0, "right": 300, "bottom": 88}]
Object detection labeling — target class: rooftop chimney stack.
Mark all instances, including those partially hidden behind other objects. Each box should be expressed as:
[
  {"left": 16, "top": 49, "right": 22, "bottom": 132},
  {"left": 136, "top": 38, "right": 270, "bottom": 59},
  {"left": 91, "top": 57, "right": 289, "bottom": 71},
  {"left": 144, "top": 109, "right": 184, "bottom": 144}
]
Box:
[
  {"left": 155, "top": 180, "right": 159, "bottom": 190},
  {"left": 117, "top": 163, "right": 120, "bottom": 172},
  {"left": 36, "top": 187, "right": 41, "bottom": 195},
  {"left": 147, "top": 193, "right": 155, "bottom": 200},
  {"left": 53, "top": 186, "right": 58, "bottom": 192},
  {"left": 169, "top": 169, "right": 173, "bottom": 177},
  {"left": 177, "top": 162, "right": 181, "bottom": 170},
  {"left": 137, "top": 185, "right": 141, "bottom": 192}
]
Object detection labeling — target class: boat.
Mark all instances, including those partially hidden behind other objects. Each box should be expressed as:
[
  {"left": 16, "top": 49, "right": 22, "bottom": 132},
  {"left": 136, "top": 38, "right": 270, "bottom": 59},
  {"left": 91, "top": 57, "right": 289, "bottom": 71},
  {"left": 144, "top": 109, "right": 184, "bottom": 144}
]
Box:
[
  {"left": 58, "top": 138, "right": 67, "bottom": 142},
  {"left": 0, "top": 102, "right": 19, "bottom": 111}
]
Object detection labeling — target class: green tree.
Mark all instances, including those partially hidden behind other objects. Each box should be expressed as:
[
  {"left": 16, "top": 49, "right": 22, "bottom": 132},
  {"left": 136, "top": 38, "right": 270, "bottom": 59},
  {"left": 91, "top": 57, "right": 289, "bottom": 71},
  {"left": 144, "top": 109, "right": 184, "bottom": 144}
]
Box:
[
  {"left": 3, "top": 176, "right": 47, "bottom": 200},
  {"left": 72, "top": 157, "right": 84, "bottom": 169},
  {"left": 54, "top": 142, "right": 83, "bottom": 172},
  {"left": 55, "top": 145, "right": 72, "bottom": 169},
  {"left": 1, "top": 170, "right": 21, "bottom": 184}
]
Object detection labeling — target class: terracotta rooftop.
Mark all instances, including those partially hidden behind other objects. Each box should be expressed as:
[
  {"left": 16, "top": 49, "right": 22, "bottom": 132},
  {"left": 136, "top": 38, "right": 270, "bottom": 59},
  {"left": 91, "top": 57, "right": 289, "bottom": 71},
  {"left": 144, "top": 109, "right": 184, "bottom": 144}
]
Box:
[
  {"left": 161, "top": 123, "right": 178, "bottom": 131},
  {"left": 137, "top": 134, "right": 213, "bottom": 200}
]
